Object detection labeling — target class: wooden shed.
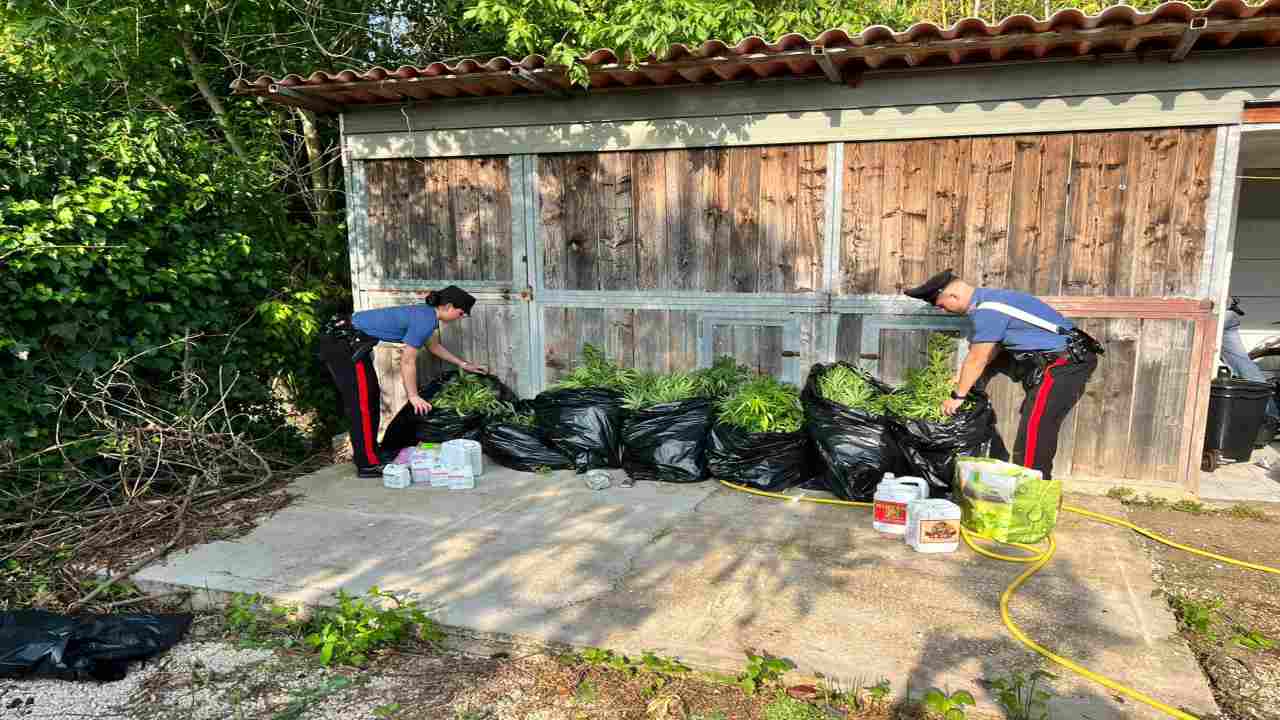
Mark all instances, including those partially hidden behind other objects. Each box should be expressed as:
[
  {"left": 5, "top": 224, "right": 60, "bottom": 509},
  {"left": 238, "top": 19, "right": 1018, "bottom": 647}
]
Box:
[{"left": 235, "top": 0, "right": 1280, "bottom": 497}]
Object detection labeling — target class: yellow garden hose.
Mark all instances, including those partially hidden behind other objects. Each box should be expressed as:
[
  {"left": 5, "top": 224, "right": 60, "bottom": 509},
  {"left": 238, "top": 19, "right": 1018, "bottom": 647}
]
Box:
[{"left": 716, "top": 479, "right": 1280, "bottom": 720}]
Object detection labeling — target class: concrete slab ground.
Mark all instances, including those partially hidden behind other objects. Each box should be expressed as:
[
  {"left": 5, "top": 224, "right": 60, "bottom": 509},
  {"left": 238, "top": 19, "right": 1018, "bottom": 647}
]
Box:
[
  {"left": 1199, "top": 440, "right": 1280, "bottom": 502},
  {"left": 137, "top": 463, "right": 1217, "bottom": 719}
]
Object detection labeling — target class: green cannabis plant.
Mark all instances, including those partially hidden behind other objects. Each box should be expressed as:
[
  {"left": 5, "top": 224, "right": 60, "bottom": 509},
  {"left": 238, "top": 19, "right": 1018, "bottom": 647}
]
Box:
[
  {"left": 718, "top": 375, "right": 803, "bottom": 434},
  {"left": 623, "top": 371, "right": 700, "bottom": 410},
  {"left": 551, "top": 344, "right": 636, "bottom": 391},
  {"left": 693, "top": 356, "right": 754, "bottom": 399},
  {"left": 817, "top": 364, "right": 888, "bottom": 415},
  {"left": 884, "top": 333, "right": 970, "bottom": 422},
  {"left": 433, "top": 372, "right": 506, "bottom": 417}
]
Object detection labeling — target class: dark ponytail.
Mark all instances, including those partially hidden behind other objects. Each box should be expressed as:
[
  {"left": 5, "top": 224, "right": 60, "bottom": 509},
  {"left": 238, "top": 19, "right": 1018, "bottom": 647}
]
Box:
[{"left": 423, "top": 285, "right": 477, "bottom": 315}]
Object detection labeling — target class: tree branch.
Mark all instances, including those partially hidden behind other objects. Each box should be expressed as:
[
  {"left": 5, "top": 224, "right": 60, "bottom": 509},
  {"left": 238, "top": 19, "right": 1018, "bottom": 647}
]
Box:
[{"left": 178, "top": 30, "right": 249, "bottom": 161}]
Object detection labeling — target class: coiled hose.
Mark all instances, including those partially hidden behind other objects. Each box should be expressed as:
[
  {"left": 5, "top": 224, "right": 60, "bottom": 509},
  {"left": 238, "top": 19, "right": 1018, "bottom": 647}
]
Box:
[{"left": 716, "top": 479, "right": 1280, "bottom": 720}]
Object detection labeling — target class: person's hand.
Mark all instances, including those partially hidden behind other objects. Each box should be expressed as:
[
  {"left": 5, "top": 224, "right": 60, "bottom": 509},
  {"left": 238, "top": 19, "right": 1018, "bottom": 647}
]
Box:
[
  {"left": 408, "top": 395, "right": 432, "bottom": 415},
  {"left": 942, "top": 397, "right": 965, "bottom": 417},
  {"left": 461, "top": 362, "right": 489, "bottom": 375}
]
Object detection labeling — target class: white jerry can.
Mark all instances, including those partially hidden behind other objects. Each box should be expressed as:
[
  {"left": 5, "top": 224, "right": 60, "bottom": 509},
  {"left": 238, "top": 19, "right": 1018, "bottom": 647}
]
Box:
[
  {"left": 871, "top": 476, "right": 929, "bottom": 535},
  {"left": 905, "top": 499, "right": 962, "bottom": 553}
]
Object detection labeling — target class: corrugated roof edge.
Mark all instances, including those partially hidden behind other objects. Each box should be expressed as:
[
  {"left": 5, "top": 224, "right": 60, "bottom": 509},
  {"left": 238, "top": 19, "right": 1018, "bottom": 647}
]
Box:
[{"left": 231, "top": 0, "right": 1280, "bottom": 106}]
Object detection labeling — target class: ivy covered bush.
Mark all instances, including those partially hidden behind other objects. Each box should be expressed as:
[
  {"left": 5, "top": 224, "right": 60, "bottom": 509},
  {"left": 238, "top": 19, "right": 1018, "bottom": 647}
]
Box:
[{"left": 0, "top": 65, "right": 344, "bottom": 467}]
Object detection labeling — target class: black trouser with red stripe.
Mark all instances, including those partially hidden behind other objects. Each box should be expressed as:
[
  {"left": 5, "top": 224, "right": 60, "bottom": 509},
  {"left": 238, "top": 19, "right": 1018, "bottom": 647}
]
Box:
[
  {"left": 981, "top": 350, "right": 1098, "bottom": 481},
  {"left": 317, "top": 333, "right": 383, "bottom": 470}
]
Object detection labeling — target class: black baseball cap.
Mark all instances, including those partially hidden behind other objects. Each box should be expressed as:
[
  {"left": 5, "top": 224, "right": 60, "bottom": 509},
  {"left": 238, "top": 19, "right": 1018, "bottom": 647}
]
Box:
[{"left": 903, "top": 269, "right": 959, "bottom": 304}]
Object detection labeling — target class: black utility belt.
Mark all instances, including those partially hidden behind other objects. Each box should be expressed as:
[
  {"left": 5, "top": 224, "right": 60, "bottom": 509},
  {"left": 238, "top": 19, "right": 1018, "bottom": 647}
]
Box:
[{"left": 322, "top": 315, "right": 380, "bottom": 362}]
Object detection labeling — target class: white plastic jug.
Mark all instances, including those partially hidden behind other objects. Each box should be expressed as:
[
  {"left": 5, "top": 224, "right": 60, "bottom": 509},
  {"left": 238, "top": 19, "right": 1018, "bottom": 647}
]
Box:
[
  {"left": 905, "top": 499, "right": 962, "bottom": 553},
  {"left": 872, "top": 475, "right": 929, "bottom": 535}
]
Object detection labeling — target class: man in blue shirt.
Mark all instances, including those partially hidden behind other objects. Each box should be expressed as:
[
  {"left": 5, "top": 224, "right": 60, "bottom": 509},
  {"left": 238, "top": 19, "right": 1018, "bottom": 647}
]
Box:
[
  {"left": 316, "top": 286, "right": 487, "bottom": 477},
  {"left": 904, "top": 270, "right": 1100, "bottom": 481}
]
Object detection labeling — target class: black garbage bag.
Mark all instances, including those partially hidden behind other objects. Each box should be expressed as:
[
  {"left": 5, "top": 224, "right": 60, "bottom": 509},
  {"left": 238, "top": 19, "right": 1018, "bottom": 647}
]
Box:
[
  {"left": 801, "top": 363, "right": 904, "bottom": 501},
  {"left": 621, "top": 398, "right": 716, "bottom": 483},
  {"left": 706, "top": 423, "right": 817, "bottom": 492},
  {"left": 481, "top": 401, "right": 575, "bottom": 472},
  {"left": 0, "top": 611, "right": 192, "bottom": 681},
  {"left": 894, "top": 391, "right": 999, "bottom": 495},
  {"left": 531, "top": 388, "right": 627, "bottom": 472},
  {"left": 381, "top": 371, "right": 518, "bottom": 456}
]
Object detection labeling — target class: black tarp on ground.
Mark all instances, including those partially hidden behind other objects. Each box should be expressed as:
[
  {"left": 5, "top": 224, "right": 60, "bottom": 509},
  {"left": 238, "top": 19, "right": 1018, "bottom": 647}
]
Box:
[
  {"left": 530, "top": 388, "right": 627, "bottom": 473},
  {"left": 706, "top": 423, "right": 817, "bottom": 492},
  {"left": 380, "top": 371, "right": 518, "bottom": 456},
  {"left": 621, "top": 398, "right": 716, "bottom": 483},
  {"left": 481, "top": 401, "right": 575, "bottom": 472},
  {"left": 0, "top": 611, "right": 192, "bottom": 681},
  {"left": 801, "top": 363, "right": 904, "bottom": 501},
  {"left": 894, "top": 392, "right": 999, "bottom": 495}
]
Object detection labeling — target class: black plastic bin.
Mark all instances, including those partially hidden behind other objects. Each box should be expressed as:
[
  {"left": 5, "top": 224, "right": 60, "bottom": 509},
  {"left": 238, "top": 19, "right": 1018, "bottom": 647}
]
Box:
[{"left": 1203, "top": 379, "right": 1273, "bottom": 468}]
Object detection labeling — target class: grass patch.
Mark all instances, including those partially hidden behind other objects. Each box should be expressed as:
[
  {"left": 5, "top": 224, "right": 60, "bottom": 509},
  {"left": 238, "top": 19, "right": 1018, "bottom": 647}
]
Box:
[{"left": 1224, "top": 504, "right": 1269, "bottom": 521}]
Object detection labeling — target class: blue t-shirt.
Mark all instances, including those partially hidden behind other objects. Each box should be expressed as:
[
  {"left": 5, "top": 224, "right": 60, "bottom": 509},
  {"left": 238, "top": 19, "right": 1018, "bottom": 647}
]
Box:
[
  {"left": 351, "top": 305, "right": 439, "bottom": 348},
  {"left": 967, "top": 288, "right": 1071, "bottom": 352}
]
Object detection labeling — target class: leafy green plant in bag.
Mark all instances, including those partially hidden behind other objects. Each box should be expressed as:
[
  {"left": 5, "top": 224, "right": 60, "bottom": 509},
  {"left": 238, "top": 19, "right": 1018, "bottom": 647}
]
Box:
[{"left": 718, "top": 375, "right": 803, "bottom": 434}]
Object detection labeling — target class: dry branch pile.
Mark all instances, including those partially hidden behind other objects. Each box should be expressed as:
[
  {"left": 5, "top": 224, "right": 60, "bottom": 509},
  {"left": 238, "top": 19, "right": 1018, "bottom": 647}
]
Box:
[{"left": 1, "top": 347, "right": 318, "bottom": 611}]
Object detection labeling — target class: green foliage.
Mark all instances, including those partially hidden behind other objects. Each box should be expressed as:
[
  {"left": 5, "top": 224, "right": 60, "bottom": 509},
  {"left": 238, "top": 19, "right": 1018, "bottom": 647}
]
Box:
[
  {"left": 576, "top": 646, "right": 691, "bottom": 677},
  {"left": 987, "top": 670, "right": 1055, "bottom": 720},
  {"left": 923, "top": 687, "right": 976, "bottom": 720},
  {"left": 1105, "top": 486, "right": 1136, "bottom": 501},
  {"left": 737, "top": 650, "right": 795, "bottom": 696},
  {"left": 573, "top": 680, "right": 599, "bottom": 705},
  {"left": 551, "top": 344, "right": 637, "bottom": 391},
  {"left": 0, "top": 57, "right": 343, "bottom": 471},
  {"left": 693, "top": 355, "right": 754, "bottom": 400},
  {"left": 885, "top": 333, "right": 968, "bottom": 422},
  {"left": 1167, "top": 594, "right": 1221, "bottom": 638},
  {"left": 302, "top": 587, "right": 443, "bottom": 666},
  {"left": 762, "top": 694, "right": 826, "bottom": 720},
  {"left": 1232, "top": 628, "right": 1275, "bottom": 651},
  {"left": 433, "top": 372, "right": 507, "bottom": 417},
  {"left": 271, "top": 676, "right": 358, "bottom": 720},
  {"left": 461, "top": 0, "right": 1177, "bottom": 88},
  {"left": 225, "top": 592, "right": 300, "bottom": 646},
  {"left": 1225, "top": 504, "right": 1268, "bottom": 521},
  {"left": 623, "top": 370, "right": 699, "bottom": 410},
  {"left": 372, "top": 703, "right": 403, "bottom": 718},
  {"left": 817, "top": 364, "right": 887, "bottom": 415},
  {"left": 718, "top": 376, "right": 803, "bottom": 434}
]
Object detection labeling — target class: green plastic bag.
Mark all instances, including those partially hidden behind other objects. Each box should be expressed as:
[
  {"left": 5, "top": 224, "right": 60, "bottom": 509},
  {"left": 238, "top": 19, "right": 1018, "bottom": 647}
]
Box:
[{"left": 954, "top": 456, "right": 1061, "bottom": 544}]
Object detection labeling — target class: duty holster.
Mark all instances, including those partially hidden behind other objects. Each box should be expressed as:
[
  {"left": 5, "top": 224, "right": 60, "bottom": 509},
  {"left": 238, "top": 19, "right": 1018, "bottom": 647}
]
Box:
[{"left": 321, "top": 315, "right": 380, "bottom": 363}]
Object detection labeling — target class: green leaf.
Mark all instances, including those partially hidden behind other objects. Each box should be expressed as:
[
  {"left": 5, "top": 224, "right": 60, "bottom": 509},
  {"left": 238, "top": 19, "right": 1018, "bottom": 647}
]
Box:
[{"left": 952, "top": 690, "right": 976, "bottom": 705}]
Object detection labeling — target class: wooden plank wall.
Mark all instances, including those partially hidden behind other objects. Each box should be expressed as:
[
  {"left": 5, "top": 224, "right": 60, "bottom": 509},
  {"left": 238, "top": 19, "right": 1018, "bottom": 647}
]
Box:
[
  {"left": 882, "top": 317, "right": 1196, "bottom": 484},
  {"left": 542, "top": 308, "right": 821, "bottom": 386},
  {"left": 537, "top": 146, "right": 827, "bottom": 292},
  {"left": 838, "top": 128, "right": 1216, "bottom": 297},
  {"left": 543, "top": 308, "right": 700, "bottom": 383},
  {"left": 364, "top": 157, "right": 513, "bottom": 282}
]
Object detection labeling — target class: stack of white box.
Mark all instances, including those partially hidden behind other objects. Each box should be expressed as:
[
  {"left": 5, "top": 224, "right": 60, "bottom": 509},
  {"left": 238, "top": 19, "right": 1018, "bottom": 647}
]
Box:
[{"left": 384, "top": 440, "right": 483, "bottom": 490}]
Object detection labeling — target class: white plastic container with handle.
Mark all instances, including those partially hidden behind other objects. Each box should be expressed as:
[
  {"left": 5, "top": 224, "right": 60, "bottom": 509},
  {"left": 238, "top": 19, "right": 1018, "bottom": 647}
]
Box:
[{"left": 872, "top": 475, "right": 929, "bottom": 535}]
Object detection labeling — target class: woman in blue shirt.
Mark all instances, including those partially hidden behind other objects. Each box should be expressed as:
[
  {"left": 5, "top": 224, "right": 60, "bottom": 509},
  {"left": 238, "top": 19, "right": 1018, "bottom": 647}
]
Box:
[{"left": 317, "top": 285, "right": 487, "bottom": 476}]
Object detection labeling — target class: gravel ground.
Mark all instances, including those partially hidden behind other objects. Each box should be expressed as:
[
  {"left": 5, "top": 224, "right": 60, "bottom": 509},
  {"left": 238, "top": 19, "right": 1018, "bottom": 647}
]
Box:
[{"left": 0, "top": 642, "right": 276, "bottom": 720}]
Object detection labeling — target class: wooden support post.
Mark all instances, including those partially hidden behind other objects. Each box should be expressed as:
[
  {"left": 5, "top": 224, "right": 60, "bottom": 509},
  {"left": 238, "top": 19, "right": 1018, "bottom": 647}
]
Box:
[
  {"left": 509, "top": 68, "right": 569, "bottom": 99},
  {"left": 812, "top": 46, "right": 843, "bottom": 84},
  {"left": 1171, "top": 17, "right": 1208, "bottom": 62}
]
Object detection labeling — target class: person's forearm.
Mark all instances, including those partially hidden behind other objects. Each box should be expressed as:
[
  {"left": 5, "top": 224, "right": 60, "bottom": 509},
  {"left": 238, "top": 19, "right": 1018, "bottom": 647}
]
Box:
[
  {"left": 955, "top": 347, "right": 995, "bottom": 396},
  {"left": 429, "top": 341, "right": 466, "bottom": 367},
  {"left": 401, "top": 348, "right": 420, "bottom": 397}
]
